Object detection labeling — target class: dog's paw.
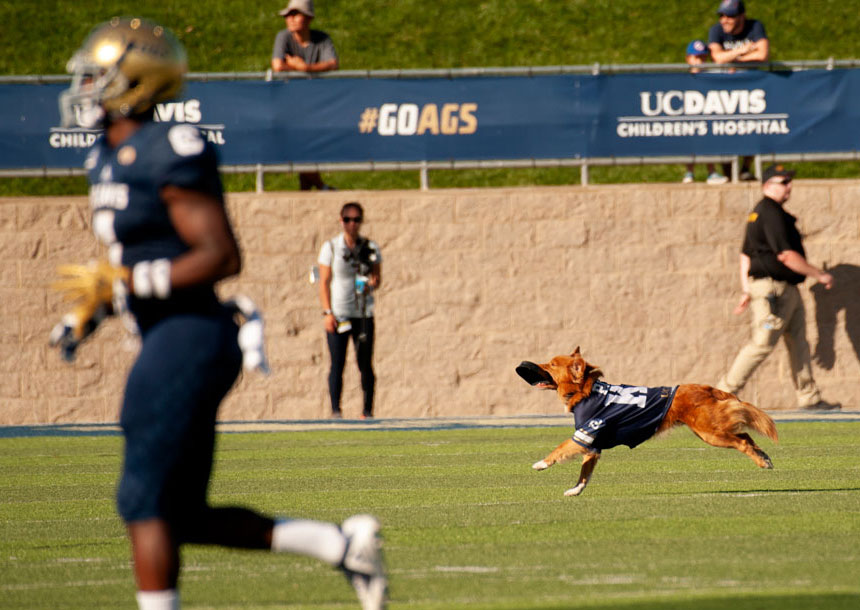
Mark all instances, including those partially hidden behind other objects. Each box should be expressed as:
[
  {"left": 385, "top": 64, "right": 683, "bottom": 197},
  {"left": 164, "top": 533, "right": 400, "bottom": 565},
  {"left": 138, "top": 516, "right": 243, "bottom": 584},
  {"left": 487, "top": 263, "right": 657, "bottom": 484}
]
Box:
[
  {"left": 757, "top": 450, "right": 774, "bottom": 469},
  {"left": 532, "top": 460, "right": 549, "bottom": 471},
  {"left": 564, "top": 483, "right": 586, "bottom": 496}
]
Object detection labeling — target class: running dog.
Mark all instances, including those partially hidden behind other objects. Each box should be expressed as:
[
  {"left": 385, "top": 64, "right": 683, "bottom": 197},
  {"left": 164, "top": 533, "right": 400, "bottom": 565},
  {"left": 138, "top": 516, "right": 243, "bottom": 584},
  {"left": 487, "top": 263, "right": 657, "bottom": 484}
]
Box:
[{"left": 516, "top": 347, "right": 778, "bottom": 496}]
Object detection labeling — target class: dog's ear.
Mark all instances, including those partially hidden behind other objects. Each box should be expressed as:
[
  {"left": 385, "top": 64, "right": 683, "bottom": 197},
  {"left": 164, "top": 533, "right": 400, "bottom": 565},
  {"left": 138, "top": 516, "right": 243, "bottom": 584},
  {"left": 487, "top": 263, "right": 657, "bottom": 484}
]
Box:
[
  {"left": 571, "top": 346, "right": 580, "bottom": 357},
  {"left": 571, "top": 350, "right": 586, "bottom": 384}
]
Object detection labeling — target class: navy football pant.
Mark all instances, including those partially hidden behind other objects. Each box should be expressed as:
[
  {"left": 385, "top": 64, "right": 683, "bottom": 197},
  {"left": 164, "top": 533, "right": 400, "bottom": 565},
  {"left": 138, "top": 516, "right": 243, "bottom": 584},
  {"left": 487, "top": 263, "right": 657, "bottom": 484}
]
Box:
[
  {"left": 326, "top": 317, "right": 375, "bottom": 416},
  {"left": 117, "top": 312, "right": 242, "bottom": 531}
]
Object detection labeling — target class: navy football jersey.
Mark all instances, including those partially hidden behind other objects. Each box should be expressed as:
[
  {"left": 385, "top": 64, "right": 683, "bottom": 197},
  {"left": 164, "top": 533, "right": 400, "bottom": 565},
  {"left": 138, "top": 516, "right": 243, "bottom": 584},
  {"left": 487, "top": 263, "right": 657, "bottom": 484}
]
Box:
[
  {"left": 571, "top": 381, "right": 677, "bottom": 451},
  {"left": 86, "top": 122, "right": 226, "bottom": 332}
]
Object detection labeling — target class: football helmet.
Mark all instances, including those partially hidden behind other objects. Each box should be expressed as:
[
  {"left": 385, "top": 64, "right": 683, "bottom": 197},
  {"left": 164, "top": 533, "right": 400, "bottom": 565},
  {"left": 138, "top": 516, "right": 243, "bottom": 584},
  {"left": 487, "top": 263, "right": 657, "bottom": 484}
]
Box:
[{"left": 59, "top": 17, "right": 187, "bottom": 128}]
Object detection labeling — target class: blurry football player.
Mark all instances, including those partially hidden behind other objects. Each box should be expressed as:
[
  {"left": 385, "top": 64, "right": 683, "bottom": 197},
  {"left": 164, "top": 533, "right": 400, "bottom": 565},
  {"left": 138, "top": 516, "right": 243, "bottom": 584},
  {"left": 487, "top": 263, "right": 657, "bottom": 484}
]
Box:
[{"left": 54, "top": 17, "right": 385, "bottom": 610}]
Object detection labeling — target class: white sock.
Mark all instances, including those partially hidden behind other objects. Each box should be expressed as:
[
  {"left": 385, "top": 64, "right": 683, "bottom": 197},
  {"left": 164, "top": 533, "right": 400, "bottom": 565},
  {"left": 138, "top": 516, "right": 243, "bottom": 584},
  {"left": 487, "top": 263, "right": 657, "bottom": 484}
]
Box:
[
  {"left": 136, "top": 589, "right": 179, "bottom": 610},
  {"left": 271, "top": 518, "right": 347, "bottom": 565}
]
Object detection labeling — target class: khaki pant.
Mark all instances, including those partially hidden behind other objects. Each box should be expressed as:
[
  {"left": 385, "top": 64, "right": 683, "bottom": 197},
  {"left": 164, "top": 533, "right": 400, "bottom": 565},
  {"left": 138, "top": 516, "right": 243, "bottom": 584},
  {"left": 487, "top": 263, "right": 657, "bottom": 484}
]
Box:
[{"left": 717, "top": 277, "right": 821, "bottom": 407}]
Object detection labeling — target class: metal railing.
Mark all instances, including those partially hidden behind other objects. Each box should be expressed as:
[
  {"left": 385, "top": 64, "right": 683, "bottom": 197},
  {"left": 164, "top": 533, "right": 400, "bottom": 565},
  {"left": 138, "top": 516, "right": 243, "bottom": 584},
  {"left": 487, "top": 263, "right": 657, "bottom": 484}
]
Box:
[
  {"left": 5, "top": 59, "right": 859, "bottom": 84},
  {"left": 3, "top": 60, "right": 859, "bottom": 190}
]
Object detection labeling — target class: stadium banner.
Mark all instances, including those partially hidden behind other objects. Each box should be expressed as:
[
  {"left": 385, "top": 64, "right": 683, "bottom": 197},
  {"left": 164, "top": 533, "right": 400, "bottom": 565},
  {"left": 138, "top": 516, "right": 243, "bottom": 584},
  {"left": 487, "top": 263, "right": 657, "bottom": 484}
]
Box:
[
  {"left": 592, "top": 69, "right": 860, "bottom": 157},
  {"left": 2, "top": 69, "right": 859, "bottom": 169}
]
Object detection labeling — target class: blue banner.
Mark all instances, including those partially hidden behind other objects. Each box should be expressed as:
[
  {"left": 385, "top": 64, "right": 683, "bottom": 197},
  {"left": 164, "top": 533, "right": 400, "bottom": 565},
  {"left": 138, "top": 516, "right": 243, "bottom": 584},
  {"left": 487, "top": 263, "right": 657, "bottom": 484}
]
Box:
[
  {"left": 2, "top": 69, "right": 859, "bottom": 169},
  {"left": 592, "top": 70, "right": 860, "bottom": 157}
]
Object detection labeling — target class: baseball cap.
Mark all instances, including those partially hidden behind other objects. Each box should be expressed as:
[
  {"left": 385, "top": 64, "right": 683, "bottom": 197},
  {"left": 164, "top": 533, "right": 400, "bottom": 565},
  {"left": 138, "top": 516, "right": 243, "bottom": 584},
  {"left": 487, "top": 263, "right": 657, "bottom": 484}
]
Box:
[
  {"left": 761, "top": 164, "right": 796, "bottom": 184},
  {"left": 279, "top": 0, "right": 314, "bottom": 18},
  {"left": 686, "top": 40, "right": 709, "bottom": 57},
  {"left": 717, "top": 0, "right": 745, "bottom": 16}
]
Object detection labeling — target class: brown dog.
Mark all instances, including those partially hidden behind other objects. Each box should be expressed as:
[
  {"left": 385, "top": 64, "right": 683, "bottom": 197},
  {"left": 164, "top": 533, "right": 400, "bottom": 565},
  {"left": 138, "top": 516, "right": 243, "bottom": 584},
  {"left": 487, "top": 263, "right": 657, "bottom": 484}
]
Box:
[{"left": 516, "top": 347, "right": 778, "bottom": 496}]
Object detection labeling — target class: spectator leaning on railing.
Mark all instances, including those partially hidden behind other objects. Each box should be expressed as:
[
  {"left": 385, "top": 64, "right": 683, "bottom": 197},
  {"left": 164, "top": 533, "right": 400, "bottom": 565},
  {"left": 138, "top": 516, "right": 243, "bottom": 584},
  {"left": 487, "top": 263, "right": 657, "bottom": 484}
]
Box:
[
  {"left": 271, "top": 0, "right": 338, "bottom": 191},
  {"left": 682, "top": 40, "right": 729, "bottom": 185},
  {"left": 708, "top": 0, "right": 769, "bottom": 181}
]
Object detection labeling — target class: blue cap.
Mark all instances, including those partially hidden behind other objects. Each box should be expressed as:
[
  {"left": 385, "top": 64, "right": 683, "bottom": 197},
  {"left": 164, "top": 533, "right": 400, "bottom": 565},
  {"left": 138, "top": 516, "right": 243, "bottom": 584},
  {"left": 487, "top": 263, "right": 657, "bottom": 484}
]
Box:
[
  {"left": 686, "top": 40, "right": 709, "bottom": 57},
  {"left": 717, "top": 0, "right": 745, "bottom": 16}
]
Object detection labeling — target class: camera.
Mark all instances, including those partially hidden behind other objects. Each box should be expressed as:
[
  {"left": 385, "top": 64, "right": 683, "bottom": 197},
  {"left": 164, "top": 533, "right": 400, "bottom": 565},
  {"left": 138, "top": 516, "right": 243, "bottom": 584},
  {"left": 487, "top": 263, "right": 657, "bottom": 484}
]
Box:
[{"left": 343, "top": 239, "right": 379, "bottom": 274}]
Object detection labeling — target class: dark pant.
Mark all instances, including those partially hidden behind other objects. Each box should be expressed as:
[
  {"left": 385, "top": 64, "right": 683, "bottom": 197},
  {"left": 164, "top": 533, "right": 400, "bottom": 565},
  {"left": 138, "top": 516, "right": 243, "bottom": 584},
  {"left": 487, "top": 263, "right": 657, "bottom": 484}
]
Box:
[
  {"left": 117, "top": 312, "right": 242, "bottom": 526},
  {"left": 326, "top": 317, "right": 375, "bottom": 416}
]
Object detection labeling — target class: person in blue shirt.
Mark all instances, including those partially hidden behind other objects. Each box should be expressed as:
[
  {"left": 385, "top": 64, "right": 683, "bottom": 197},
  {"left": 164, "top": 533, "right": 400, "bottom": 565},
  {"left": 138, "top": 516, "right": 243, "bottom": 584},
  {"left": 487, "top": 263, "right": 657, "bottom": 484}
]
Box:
[
  {"left": 708, "top": 0, "right": 769, "bottom": 66},
  {"left": 708, "top": 0, "right": 769, "bottom": 181},
  {"left": 682, "top": 40, "right": 729, "bottom": 185},
  {"left": 53, "top": 17, "right": 385, "bottom": 610}
]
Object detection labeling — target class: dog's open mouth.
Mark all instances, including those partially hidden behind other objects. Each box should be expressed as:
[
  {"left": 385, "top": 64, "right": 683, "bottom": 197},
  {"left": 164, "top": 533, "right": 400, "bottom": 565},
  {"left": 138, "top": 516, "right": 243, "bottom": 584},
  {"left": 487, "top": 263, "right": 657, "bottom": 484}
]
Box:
[{"left": 516, "top": 361, "right": 557, "bottom": 389}]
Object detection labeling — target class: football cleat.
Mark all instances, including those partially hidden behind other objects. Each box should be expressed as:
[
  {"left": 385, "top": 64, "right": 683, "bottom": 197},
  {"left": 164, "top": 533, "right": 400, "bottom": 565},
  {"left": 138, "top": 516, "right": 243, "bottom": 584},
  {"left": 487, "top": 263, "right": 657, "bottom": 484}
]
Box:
[
  {"left": 340, "top": 515, "right": 387, "bottom": 610},
  {"left": 60, "top": 17, "right": 187, "bottom": 128}
]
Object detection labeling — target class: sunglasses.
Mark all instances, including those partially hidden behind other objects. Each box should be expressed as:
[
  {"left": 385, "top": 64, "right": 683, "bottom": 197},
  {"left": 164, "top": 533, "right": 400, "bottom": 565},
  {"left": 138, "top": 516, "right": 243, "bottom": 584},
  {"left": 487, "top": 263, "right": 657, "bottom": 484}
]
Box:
[
  {"left": 775, "top": 178, "right": 792, "bottom": 185},
  {"left": 342, "top": 216, "right": 363, "bottom": 223}
]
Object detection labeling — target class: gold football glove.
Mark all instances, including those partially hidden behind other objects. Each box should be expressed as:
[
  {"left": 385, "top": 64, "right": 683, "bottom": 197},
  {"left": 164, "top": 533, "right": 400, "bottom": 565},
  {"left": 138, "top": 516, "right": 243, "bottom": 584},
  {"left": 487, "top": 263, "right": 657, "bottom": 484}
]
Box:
[{"left": 49, "top": 260, "right": 130, "bottom": 361}]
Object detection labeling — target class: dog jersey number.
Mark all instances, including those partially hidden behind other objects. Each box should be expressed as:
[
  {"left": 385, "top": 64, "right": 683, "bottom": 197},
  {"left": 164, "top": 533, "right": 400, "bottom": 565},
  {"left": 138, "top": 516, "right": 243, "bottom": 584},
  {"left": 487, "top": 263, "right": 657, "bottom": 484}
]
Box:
[
  {"left": 605, "top": 385, "right": 647, "bottom": 409},
  {"left": 572, "top": 382, "right": 678, "bottom": 451}
]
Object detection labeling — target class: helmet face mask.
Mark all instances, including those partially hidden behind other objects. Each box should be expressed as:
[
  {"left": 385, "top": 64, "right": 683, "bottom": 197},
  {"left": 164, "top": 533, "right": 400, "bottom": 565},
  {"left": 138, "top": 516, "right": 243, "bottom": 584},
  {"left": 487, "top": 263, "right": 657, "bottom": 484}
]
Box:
[
  {"left": 60, "top": 51, "right": 124, "bottom": 128},
  {"left": 59, "top": 17, "right": 187, "bottom": 128}
]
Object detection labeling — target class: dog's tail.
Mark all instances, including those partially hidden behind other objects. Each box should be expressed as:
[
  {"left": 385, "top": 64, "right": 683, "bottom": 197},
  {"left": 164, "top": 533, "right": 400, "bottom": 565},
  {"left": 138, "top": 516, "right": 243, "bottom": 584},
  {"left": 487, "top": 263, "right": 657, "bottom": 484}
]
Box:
[{"left": 730, "top": 398, "right": 779, "bottom": 443}]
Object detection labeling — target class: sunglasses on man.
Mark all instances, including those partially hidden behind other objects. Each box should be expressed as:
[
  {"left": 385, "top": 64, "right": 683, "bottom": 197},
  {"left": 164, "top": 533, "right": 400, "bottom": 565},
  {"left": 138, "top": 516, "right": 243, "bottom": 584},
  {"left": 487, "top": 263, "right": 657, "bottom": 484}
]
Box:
[{"left": 342, "top": 216, "right": 363, "bottom": 223}]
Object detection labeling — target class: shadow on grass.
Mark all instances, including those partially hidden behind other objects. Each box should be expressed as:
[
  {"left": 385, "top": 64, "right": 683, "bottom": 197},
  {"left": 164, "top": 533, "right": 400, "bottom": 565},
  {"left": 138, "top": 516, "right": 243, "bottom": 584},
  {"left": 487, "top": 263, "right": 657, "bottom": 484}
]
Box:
[
  {"left": 515, "top": 593, "right": 860, "bottom": 610},
  {"left": 689, "top": 487, "right": 860, "bottom": 495}
]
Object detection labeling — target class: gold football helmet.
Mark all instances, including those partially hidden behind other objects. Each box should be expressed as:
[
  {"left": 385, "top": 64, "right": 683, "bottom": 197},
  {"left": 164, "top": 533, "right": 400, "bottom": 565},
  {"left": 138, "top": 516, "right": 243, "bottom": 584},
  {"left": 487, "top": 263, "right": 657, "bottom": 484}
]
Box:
[{"left": 59, "top": 17, "right": 187, "bottom": 128}]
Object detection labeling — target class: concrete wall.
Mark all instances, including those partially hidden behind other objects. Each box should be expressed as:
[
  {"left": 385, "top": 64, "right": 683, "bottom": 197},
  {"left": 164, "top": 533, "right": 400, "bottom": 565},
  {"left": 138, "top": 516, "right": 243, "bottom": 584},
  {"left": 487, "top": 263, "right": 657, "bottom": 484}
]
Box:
[{"left": 2, "top": 180, "right": 858, "bottom": 425}]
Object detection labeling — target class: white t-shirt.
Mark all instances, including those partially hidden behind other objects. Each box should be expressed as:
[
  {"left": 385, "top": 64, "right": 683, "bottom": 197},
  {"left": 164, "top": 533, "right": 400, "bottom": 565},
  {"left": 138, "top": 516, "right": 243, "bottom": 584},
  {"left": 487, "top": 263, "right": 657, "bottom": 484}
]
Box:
[{"left": 318, "top": 234, "right": 382, "bottom": 318}]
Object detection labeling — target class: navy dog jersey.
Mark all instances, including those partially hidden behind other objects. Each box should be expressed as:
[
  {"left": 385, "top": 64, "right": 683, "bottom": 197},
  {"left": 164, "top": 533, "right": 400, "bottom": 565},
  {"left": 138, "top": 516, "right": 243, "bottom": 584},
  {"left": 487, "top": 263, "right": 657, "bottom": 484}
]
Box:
[
  {"left": 86, "top": 122, "right": 225, "bottom": 332},
  {"left": 571, "top": 381, "right": 677, "bottom": 451}
]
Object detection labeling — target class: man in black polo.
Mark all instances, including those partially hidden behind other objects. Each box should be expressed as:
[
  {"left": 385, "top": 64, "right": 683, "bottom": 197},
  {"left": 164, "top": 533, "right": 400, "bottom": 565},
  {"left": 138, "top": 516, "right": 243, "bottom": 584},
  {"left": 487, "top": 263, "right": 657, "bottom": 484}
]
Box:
[{"left": 716, "top": 164, "right": 841, "bottom": 410}]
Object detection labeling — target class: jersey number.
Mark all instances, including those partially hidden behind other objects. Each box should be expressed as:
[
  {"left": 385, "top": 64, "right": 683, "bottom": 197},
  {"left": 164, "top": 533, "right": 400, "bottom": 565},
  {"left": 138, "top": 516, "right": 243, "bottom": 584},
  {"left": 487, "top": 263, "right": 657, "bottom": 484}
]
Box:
[{"left": 606, "top": 385, "right": 647, "bottom": 409}]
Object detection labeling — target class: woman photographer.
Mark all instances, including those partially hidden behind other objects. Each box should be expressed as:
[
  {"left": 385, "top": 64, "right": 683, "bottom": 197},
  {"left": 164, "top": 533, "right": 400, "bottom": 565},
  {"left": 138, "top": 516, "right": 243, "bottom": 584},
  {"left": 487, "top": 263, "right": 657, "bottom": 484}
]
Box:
[{"left": 318, "top": 202, "right": 382, "bottom": 418}]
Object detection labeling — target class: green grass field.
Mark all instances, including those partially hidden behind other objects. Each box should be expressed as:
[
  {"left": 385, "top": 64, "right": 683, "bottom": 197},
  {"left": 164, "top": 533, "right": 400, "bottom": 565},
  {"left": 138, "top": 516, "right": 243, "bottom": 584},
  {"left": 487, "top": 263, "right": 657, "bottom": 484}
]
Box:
[
  {"left": 1, "top": 422, "right": 858, "bottom": 609},
  {"left": 3, "top": 0, "right": 860, "bottom": 195}
]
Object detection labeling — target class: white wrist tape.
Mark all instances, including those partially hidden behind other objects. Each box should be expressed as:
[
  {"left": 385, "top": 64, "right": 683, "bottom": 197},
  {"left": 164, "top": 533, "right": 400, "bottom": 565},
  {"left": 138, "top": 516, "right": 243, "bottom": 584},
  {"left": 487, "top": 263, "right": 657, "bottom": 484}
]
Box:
[
  {"left": 132, "top": 259, "right": 171, "bottom": 299},
  {"left": 226, "top": 294, "right": 271, "bottom": 375}
]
